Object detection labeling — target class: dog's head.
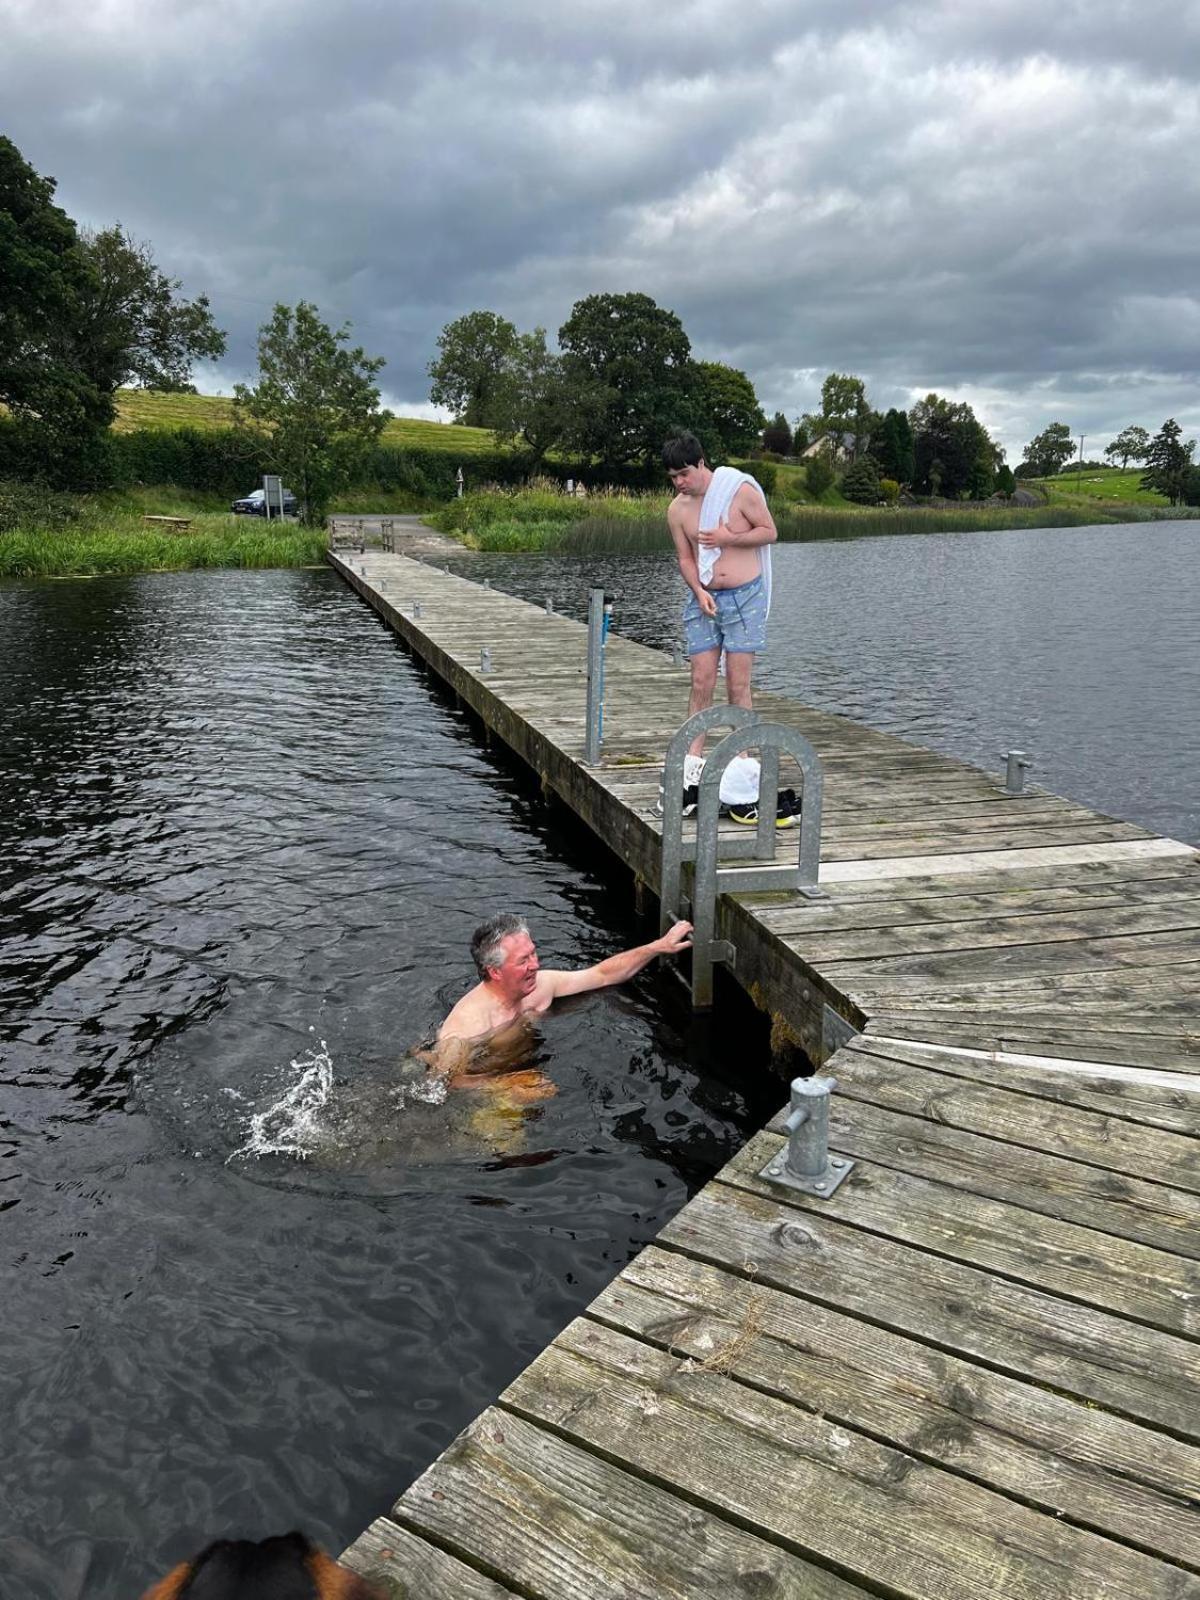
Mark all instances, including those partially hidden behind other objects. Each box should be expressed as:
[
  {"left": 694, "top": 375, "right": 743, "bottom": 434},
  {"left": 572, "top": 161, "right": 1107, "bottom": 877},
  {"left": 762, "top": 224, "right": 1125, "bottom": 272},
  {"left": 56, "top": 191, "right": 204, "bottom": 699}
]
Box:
[{"left": 141, "top": 1531, "right": 383, "bottom": 1600}]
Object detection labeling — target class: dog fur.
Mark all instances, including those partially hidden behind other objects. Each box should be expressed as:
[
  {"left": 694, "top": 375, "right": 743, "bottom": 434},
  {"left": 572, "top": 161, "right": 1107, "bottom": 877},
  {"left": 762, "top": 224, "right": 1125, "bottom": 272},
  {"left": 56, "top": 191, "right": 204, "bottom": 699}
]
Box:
[{"left": 140, "top": 1531, "right": 383, "bottom": 1600}]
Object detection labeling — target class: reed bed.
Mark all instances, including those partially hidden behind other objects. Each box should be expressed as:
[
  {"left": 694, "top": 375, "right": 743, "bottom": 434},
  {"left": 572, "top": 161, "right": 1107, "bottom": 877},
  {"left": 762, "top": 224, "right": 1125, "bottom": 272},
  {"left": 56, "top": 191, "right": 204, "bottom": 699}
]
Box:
[
  {"left": 0, "top": 521, "right": 327, "bottom": 579},
  {"left": 431, "top": 483, "right": 1190, "bottom": 555},
  {"left": 0, "top": 485, "right": 326, "bottom": 578}
]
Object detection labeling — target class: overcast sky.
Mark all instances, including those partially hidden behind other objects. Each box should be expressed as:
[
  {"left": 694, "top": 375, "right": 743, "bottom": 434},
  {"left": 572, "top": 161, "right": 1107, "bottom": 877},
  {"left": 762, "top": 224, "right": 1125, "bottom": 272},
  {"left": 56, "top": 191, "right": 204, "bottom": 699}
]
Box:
[{"left": 4, "top": 0, "right": 1199, "bottom": 461}]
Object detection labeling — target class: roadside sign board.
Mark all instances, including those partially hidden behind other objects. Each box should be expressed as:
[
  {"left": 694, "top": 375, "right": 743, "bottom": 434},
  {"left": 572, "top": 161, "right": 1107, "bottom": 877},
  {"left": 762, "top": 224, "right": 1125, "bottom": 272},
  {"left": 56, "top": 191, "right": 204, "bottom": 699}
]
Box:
[{"left": 262, "top": 475, "right": 285, "bottom": 519}]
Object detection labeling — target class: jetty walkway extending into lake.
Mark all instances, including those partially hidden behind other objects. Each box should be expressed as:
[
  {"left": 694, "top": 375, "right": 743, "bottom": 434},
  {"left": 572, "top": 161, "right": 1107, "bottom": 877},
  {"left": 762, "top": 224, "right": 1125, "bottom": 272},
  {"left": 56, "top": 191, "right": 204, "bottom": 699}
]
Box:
[{"left": 330, "top": 537, "right": 1199, "bottom": 1600}]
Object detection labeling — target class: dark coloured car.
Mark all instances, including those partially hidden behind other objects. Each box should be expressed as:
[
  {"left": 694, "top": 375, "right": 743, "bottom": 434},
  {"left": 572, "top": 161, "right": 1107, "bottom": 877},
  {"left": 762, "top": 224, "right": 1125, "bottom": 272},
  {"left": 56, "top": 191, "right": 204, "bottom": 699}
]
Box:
[{"left": 231, "top": 486, "right": 298, "bottom": 516}]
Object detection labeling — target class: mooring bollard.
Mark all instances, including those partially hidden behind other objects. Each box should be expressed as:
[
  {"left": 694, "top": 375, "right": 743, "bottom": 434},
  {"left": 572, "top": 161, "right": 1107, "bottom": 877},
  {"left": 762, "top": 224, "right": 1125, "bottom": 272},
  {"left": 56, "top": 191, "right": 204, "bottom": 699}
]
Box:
[
  {"left": 480, "top": 647, "right": 492, "bottom": 674},
  {"left": 413, "top": 600, "right": 422, "bottom": 618},
  {"left": 545, "top": 598, "right": 554, "bottom": 614},
  {"left": 759, "top": 1076, "right": 854, "bottom": 1198},
  {"left": 672, "top": 641, "right": 683, "bottom": 667},
  {"left": 483, "top": 579, "right": 491, "bottom": 589},
  {"left": 1004, "top": 749, "right": 1033, "bottom": 794}
]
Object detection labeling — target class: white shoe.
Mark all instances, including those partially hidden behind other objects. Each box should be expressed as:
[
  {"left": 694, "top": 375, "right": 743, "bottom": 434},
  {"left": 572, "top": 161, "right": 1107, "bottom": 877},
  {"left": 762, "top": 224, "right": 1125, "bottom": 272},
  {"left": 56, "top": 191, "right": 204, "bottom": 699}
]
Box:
[{"left": 683, "top": 754, "right": 706, "bottom": 786}]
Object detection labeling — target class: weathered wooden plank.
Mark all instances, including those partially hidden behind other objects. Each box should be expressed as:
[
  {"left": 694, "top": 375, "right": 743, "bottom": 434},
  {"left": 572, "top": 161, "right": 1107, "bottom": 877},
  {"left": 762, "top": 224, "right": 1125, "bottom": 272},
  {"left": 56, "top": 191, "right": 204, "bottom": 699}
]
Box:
[
  {"left": 752, "top": 878, "right": 1200, "bottom": 938},
  {"left": 662, "top": 1181, "right": 1200, "bottom": 1432},
  {"left": 862, "top": 1018, "right": 1200, "bottom": 1073},
  {"left": 847, "top": 1035, "right": 1200, "bottom": 1130},
  {"left": 590, "top": 1249, "right": 1200, "bottom": 1570},
  {"left": 503, "top": 1322, "right": 1188, "bottom": 1600},
  {"left": 781, "top": 900, "right": 1200, "bottom": 965},
  {"left": 807, "top": 1091, "right": 1200, "bottom": 1259},
  {"left": 396, "top": 1405, "right": 870, "bottom": 1600},
  {"left": 722, "top": 1128, "right": 1198, "bottom": 1334},
  {"left": 340, "top": 1517, "right": 522, "bottom": 1598},
  {"left": 790, "top": 855, "right": 1199, "bottom": 902},
  {"left": 821, "top": 929, "right": 1200, "bottom": 985},
  {"left": 819, "top": 1049, "right": 1200, "bottom": 1194}
]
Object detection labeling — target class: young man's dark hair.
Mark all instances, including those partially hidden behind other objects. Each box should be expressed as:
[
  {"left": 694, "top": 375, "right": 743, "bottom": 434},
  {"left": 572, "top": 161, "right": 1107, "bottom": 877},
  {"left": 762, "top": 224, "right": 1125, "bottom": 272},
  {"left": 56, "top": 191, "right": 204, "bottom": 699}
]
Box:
[{"left": 662, "top": 432, "right": 706, "bottom": 472}]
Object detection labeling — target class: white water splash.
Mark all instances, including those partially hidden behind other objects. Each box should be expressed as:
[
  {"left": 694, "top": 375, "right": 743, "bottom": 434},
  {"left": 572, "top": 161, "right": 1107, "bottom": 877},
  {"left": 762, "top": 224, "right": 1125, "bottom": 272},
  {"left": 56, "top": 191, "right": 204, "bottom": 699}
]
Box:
[
  {"left": 227, "top": 1043, "right": 448, "bottom": 1164},
  {"left": 228, "top": 1042, "right": 335, "bottom": 1163}
]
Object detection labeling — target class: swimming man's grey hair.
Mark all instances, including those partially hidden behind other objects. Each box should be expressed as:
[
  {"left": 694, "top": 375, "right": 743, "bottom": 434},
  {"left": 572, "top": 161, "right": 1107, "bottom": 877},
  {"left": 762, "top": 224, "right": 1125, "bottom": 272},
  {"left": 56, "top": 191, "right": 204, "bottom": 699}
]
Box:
[{"left": 470, "top": 913, "right": 529, "bottom": 979}]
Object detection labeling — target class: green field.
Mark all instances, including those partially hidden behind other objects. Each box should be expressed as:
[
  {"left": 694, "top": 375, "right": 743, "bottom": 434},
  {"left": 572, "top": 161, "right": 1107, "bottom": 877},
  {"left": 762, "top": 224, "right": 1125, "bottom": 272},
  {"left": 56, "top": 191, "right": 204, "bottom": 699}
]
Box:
[
  {"left": 1029, "top": 467, "right": 1168, "bottom": 506},
  {"left": 113, "top": 389, "right": 504, "bottom": 455}
]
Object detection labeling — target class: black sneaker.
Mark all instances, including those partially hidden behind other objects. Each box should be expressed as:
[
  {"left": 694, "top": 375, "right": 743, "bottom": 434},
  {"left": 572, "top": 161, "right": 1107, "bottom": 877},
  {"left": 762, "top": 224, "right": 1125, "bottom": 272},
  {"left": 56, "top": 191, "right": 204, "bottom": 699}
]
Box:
[
  {"left": 728, "top": 792, "right": 800, "bottom": 828},
  {"left": 655, "top": 782, "right": 701, "bottom": 817}
]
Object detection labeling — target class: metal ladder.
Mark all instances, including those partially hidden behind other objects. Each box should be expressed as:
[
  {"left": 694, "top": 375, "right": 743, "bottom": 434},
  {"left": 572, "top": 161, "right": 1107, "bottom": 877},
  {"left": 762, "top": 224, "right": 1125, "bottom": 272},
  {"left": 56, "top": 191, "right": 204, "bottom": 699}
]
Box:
[{"left": 660, "top": 708, "right": 826, "bottom": 1008}]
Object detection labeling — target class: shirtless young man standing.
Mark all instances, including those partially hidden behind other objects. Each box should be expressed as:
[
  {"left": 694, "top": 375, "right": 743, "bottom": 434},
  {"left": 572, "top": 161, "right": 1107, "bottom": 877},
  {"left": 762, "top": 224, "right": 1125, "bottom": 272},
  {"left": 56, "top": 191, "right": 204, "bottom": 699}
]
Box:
[
  {"left": 663, "top": 432, "right": 778, "bottom": 809},
  {"left": 430, "top": 913, "right": 693, "bottom": 1081}
]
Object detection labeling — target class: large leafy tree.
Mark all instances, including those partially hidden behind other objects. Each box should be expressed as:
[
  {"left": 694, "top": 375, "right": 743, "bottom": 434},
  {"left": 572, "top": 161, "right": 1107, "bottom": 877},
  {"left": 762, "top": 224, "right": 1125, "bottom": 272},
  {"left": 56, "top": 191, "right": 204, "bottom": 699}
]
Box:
[
  {"left": 234, "top": 302, "right": 388, "bottom": 524},
  {"left": 1140, "top": 418, "right": 1196, "bottom": 505},
  {"left": 1, "top": 137, "right": 226, "bottom": 484},
  {"left": 1022, "top": 422, "right": 1075, "bottom": 477},
  {"left": 427, "top": 310, "right": 519, "bottom": 427},
  {"left": 910, "top": 393, "right": 999, "bottom": 499},
  {"left": 0, "top": 138, "right": 109, "bottom": 480},
  {"left": 808, "top": 372, "right": 876, "bottom": 459},
  {"left": 558, "top": 291, "right": 692, "bottom": 466},
  {"left": 489, "top": 327, "right": 606, "bottom": 467},
  {"left": 72, "top": 225, "right": 225, "bottom": 397},
  {"left": 687, "top": 361, "right": 764, "bottom": 461},
  {"left": 1104, "top": 425, "right": 1150, "bottom": 472}
]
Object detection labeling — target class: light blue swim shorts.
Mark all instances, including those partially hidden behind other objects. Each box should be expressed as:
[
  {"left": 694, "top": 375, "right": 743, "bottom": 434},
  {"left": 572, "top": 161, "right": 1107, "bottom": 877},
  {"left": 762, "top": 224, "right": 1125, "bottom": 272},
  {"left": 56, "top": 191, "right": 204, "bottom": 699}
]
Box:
[{"left": 682, "top": 575, "right": 768, "bottom": 656}]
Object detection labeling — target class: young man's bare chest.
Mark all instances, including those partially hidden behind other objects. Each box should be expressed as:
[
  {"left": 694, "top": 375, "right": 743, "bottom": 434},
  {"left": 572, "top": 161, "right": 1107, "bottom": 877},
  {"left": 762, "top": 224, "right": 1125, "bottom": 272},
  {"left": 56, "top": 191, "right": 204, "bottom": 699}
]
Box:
[{"left": 673, "top": 493, "right": 761, "bottom": 589}]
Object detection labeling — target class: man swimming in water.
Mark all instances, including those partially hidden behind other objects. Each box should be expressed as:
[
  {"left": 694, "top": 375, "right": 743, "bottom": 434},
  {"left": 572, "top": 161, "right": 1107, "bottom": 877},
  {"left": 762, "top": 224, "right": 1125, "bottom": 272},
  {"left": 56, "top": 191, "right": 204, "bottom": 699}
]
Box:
[{"left": 431, "top": 912, "right": 693, "bottom": 1074}]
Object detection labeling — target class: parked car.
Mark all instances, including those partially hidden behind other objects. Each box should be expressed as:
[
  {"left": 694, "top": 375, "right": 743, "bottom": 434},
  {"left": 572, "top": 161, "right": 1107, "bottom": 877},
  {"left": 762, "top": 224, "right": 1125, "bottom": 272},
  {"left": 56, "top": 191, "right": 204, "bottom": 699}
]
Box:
[{"left": 231, "top": 486, "right": 298, "bottom": 516}]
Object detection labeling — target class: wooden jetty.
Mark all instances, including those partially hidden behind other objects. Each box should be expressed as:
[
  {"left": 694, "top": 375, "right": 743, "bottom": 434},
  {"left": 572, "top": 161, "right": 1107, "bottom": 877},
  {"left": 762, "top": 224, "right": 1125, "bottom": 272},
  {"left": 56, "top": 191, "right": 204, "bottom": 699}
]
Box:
[{"left": 332, "top": 545, "right": 1199, "bottom": 1600}]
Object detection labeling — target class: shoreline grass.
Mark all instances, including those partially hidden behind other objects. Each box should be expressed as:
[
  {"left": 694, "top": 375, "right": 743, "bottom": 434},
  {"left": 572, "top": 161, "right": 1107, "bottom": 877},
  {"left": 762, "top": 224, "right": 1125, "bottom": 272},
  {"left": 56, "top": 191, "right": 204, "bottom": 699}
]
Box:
[
  {"left": 429, "top": 483, "right": 1199, "bottom": 554},
  {"left": 0, "top": 485, "right": 327, "bottom": 579}
]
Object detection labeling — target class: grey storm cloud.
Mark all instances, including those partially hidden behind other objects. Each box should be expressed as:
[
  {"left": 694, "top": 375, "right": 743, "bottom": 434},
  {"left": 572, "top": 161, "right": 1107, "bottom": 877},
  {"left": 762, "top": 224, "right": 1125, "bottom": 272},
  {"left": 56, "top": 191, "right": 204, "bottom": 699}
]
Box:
[{"left": 3, "top": 0, "right": 1199, "bottom": 458}]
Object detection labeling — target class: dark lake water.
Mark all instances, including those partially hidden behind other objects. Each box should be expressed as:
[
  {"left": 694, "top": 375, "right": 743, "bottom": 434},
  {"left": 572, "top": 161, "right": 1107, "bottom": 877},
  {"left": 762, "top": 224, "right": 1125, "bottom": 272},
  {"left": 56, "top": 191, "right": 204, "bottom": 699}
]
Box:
[
  {"left": 460, "top": 519, "right": 1200, "bottom": 846},
  {"left": 0, "top": 569, "right": 783, "bottom": 1600}
]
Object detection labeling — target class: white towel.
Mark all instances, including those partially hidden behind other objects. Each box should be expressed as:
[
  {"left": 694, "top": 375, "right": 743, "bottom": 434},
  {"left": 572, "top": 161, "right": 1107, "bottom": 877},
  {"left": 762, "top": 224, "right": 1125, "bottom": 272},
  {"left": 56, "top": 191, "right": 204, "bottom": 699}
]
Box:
[{"left": 698, "top": 466, "right": 772, "bottom": 614}]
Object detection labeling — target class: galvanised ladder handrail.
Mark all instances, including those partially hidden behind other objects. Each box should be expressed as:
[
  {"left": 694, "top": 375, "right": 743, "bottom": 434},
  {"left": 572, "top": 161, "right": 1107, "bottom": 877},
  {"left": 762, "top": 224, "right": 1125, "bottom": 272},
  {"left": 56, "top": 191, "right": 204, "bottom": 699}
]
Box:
[
  {"left": 689, "top": 722, "right": 826, "bottom": 1009},
  {"left": 659, "top": 706, "right": 774, "bottom": 937}
]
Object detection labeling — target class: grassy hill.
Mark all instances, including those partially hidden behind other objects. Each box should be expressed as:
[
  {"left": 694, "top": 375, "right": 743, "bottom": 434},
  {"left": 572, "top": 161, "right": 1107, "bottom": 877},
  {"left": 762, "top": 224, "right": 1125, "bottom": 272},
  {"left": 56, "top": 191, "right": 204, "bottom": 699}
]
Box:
[
  {"left": 113, "top": 388, "right": 505, "bottom": 455},
  {"left": 1029, "top": 466, "right": 1168, "bottom": 506}
]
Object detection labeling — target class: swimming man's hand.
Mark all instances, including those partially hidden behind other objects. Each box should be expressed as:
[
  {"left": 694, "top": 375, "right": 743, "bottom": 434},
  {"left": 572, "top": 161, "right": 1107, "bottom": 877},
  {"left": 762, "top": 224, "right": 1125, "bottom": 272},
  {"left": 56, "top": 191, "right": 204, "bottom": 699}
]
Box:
[{"left": 658, "top": 920, "right": 694, "bottom": 955}]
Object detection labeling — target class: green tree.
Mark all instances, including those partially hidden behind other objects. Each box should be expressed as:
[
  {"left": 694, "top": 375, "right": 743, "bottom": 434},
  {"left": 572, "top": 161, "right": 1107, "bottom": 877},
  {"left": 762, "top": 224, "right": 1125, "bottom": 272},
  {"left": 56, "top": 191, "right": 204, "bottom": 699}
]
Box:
[
  {"left": 1022, "top": 422, "right": 1075, "bottom": 477},
  {"left": 233, "top": 302, "right": 388, "bottom": 524},
  {"left": 1140, "top": 418, "right": 1196, "bottom": 505},
  {"left": 792, "top": 419, "right": 810, "bottom": 456},
  {"left": 1183, "top": 465, "right": 1200, "bottom": 507},
  {"left": 72, "top": 225, "right": 225, "bottom": 397},
  {"left": 910, "top": 394, "right": 999, "bottom": 498},
  {"left": 1104, "top": 425, "right": 1150, "bottom": 472},
  {"left": 873, "top": 408, "right": 914, "bottom": 483},
  {"left": 489, "top": 327, "right": 605, "bottom": 467},
  {"left": 0, "top": 136, "right": 104, "bottom": 481},
  {"left": 805, "top": 455, "right": 835, "bottom": 498},
  {"left": 558, "top": 291, "right": 691, "bottom": 465},
  {"left": 1, "top": 140, "right": 225, "bottom": 486},
  {"left": 688, "top": 361, "right": 765, "bottom": 460},
  {"left": 814, "top": 372, "right": 875, "bottom": 459},
  {"left": 841, "top": 454, "right": 881, "bottom": 504},
  {"left": 995, "top": 463, "right": 1016, "bottom": 496},
  {"left": 762, "top": 410, "right": 792, "bottom": 454},
  {"left": 427, "top": 310, "right": 519, "bottom": 427}
]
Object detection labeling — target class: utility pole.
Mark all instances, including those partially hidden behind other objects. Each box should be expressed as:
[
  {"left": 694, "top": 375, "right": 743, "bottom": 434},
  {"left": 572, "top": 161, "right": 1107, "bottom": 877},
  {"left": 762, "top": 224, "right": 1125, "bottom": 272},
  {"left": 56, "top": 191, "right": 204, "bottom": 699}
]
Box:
[{"left": 1078, "top": 433, "right": 1085, "bottom": 478}]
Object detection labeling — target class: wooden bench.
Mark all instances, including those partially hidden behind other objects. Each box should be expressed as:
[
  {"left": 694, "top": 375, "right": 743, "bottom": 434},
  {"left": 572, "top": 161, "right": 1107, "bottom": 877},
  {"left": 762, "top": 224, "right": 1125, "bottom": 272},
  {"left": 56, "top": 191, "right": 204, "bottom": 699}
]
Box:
[{"left": 142, "top": 515, "right": 192, "bottom": 532}]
